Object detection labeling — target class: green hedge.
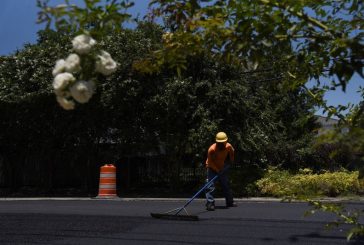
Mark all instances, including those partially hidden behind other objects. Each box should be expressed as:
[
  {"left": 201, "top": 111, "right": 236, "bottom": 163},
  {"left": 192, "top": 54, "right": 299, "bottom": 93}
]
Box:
[{"left": 256, "top": 168, "right": 363, "bottom": 197}]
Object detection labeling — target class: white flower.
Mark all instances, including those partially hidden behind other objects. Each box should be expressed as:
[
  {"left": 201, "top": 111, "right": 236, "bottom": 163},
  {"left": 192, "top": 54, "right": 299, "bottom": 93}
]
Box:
[
  {"left": 54, "top": 89, "right": 71, "bottom": 98},
  {"left": 56, "top": 96, "right": 75, "bottom": 110},
  {"left": 52, "top": 72, "right": 75, "bottom": 91},
  {"left": 70, "top": 80, "right": 94, "bottom": 104},
  {"left": 72, "top": 34, "right": 97, "bottom": 54},
  {"left": 64, "top": 53, "right": 81, "bottom": 73},
  {"left": 95, "top": 51, "right": 118, "bottom": 76},
  {"left": 52, "top": 59, "right": 66, "bottom": 77}
]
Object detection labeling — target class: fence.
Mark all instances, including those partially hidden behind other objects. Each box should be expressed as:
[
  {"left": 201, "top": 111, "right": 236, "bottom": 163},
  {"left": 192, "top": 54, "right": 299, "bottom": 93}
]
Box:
[
  {"left": 0, "top": 151, "right": 241, "bottom": 197},
  {"left": 116, "top": 156, "right": 207, "bottom": 196},
  {"left": 116, "top": 156, "right": 242, "bottom": 197}
]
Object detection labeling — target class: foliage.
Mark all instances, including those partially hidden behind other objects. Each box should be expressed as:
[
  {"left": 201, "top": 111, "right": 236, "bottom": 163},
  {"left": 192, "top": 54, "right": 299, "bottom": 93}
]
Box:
[
  {"left": 0, "top": 30, "right": 69, "bottom": 103},
  {"left": 0, "top": 26, "right": 165, "bottom": 191},
  {"left": 147, "top": 0, "right": 363, "bottom": 119},
  {"left": 256, "top": 167, "right": 363, "bottom": 197},
  {"left": 308, "top": 142, "right": 354, "bottom": 171},
  {"left": 151, "top": 61, "right": 319, "bottom": 169},
  {"left": 0, "top": 23, "right": 320, "bottom": 192},
  {"left": 36, "top": 1, "right": 363, "bottom": 119},
  {"left": 149, "top": 0, "right": 363, "bottom": 84},
  {"left": 313, "top": 98, "right": 364, "bottom": 174},
  {"left": 37, "top": 0, "right": 134, "bottom": 39},
  {"left": 305, "top": 200, "right": 364, "bottom": 241}
]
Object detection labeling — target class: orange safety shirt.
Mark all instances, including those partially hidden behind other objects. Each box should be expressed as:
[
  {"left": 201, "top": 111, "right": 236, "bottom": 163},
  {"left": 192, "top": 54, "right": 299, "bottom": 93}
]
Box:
[{"left": 205, "top": 143, "right": 235, "bottom": 172}]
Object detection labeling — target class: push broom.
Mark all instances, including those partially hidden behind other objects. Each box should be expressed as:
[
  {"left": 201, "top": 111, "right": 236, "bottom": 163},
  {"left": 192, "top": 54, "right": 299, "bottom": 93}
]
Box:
[{"left": 150, "top": 166, "right": 229, "bottom": 221}]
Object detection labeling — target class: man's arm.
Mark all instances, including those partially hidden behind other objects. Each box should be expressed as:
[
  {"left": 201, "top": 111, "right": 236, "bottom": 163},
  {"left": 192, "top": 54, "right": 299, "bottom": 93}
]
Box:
[{"left": 228, "top": 145, "right": 235, "bottom": 164}]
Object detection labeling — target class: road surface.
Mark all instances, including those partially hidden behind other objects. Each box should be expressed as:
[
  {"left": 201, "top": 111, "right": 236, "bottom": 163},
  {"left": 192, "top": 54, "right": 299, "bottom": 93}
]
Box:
[{"left": 0, "top": 198, "right": 363, "bottom": 244}]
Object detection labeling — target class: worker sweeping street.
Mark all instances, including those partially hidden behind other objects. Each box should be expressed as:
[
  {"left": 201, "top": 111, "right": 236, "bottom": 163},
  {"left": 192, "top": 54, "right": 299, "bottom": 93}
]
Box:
[
  {"left": 205, "top": 132, "right": 236, "bottom": 211},
  {"left": 150, "top": 132, "right": 236, "bottom": 220}
]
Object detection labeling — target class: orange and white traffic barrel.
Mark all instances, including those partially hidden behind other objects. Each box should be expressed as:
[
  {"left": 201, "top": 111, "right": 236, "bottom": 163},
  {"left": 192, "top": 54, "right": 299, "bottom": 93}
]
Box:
[{"left": 97, "top": 164, "right": 117, "bottom": 198}]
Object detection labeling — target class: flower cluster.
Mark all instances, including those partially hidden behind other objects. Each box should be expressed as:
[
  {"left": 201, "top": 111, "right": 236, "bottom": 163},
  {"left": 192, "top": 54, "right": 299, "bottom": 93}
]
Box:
[{"left": 52, "top": 34, "right": 118, "bottom": 110}]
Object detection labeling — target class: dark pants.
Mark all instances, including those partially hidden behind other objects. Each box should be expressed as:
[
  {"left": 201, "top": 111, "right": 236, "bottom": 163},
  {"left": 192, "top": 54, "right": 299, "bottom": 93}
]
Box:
[{"left": 205, "top": 167, "right": 234, "bottom": 206}]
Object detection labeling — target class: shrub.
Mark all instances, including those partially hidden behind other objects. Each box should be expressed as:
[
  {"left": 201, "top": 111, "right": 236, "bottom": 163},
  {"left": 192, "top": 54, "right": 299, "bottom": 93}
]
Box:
[
  {"left": 230, "top": 164, "right": 264, "bottom": 197},
  {"left": 256, "top": 167, "right": 362, "bottom": 197}
]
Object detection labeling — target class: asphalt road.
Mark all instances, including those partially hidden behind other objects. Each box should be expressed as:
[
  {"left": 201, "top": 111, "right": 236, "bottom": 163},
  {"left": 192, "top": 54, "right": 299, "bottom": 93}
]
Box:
[{"left": 0, "top": 198, "right": 363, "bottom": 245}]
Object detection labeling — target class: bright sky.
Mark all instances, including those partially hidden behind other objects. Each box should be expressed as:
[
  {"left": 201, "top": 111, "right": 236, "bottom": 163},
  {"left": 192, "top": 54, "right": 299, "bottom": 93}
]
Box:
[{"left": 0, "top": 0, "right": 362, "bottom": 115}]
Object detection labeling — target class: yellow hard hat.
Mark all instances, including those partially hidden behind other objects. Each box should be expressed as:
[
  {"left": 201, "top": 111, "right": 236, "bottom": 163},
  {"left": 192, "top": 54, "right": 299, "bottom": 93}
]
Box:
[{"left": 215, "top": 132, "right": 228, "bottom": 142}]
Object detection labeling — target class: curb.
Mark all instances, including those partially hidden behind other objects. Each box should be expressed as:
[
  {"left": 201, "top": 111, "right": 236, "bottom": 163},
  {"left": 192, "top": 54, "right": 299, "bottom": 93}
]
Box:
[{"left": 0, "top": 197, "right": 363, "bottom": 203}]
